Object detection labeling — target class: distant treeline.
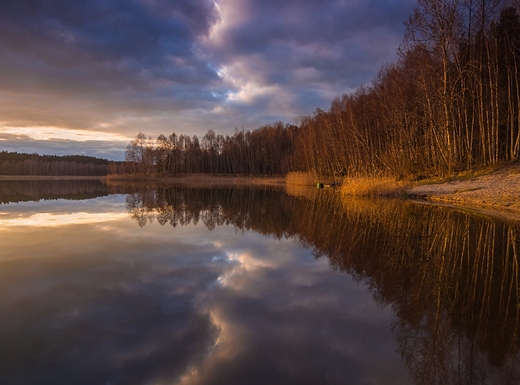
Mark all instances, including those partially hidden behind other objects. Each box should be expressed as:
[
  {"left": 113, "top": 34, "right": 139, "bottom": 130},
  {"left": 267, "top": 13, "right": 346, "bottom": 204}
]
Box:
[
  {"left": 125, "top": 123, "right": 295, "bottom": 176},
  {"left": 0, "top": 151, "right": 111, "bottom": 176},
  {"left": 126, "top": 3, "right": 520, "bottom": 179}
]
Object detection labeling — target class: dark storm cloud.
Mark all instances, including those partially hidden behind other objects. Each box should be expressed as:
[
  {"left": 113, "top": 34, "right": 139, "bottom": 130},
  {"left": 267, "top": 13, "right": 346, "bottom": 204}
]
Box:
[
  {"left": 210, "top": 0, "right": 416, "bottom": 85},
  {"left": 0, "top": 0, "right": 220, "bottom": 90},
  {"left": 204, "top": 0, "right": 417, "bottom": 121}
]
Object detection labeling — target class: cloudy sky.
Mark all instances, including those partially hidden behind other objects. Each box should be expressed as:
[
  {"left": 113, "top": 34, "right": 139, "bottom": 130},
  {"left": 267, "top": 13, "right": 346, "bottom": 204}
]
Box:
[{"left": 0, "top": 0, "right": 416, "bottom": 160}]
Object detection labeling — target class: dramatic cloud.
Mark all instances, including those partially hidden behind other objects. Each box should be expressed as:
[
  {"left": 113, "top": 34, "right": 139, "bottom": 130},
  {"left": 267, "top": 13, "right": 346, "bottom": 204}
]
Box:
[{"left": 0, "top": 0, "right": 416, "bottom": 159}]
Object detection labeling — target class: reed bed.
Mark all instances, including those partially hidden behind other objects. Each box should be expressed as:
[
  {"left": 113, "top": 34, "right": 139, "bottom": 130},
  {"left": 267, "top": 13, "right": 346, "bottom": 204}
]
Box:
[
  {"left": 105, "top": 173, "right": 285, "bottom": 186},
  {"left": 340, "top": 176, "right": 411, "bottom": 197},
  {"left": 284, "top": 171, "right": 320, "bottom": 186}
]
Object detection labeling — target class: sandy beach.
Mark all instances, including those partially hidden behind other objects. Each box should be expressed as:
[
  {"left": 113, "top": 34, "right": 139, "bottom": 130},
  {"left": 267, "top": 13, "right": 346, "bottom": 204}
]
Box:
[{"left": 408, "top": 163, "right": 520, "bottom": 222}]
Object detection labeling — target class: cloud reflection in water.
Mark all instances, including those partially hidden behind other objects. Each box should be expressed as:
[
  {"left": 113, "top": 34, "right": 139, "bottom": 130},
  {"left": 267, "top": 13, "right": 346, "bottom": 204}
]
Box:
[{"left": 0, "top": 195, "right": 408, "bottom": 385}]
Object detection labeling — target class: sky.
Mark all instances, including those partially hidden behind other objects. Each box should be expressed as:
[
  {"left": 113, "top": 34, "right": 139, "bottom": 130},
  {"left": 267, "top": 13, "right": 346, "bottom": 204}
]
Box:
[{"left": 0, "top": 0, "right": 417, "bottom": 160}]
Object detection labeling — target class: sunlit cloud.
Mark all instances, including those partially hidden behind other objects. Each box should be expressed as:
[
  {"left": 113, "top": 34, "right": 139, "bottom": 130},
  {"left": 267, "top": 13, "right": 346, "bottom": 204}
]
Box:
[
  {"left": 0, "top": 126, "right": 131, "bottom": 143},
  {"left": 226, "top": 81, "right": 280, "bottom": 104},
  {"left": 206, "top": 0, "right": 241, "bottom": 46},
  {"left": 0, "top": 212, "right": 128, "bottom": 227}
]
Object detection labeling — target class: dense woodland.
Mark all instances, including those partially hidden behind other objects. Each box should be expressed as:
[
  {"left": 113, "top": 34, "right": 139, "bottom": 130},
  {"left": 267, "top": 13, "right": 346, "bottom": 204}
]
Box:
[
  {"left": 0, "top": 151, "right": 110, "bottom": 176},
  {"left": 124, "top": 124, "right": 296, "bottom": 176},
  {"left": 126, "top": 2, "right": 520, "bottom": 179}
]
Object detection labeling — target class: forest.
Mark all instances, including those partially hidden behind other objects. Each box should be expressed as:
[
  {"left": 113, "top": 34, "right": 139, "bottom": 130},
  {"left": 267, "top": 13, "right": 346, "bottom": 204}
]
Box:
[
  {"left": 125, "top": 1, "right": 520, "bottom": 180},
  {"left": 124, "top": 124, "right": 296, "bottom": 176},
  {"left": 0, "top": 151, "right": 110, "bottom": 176}
]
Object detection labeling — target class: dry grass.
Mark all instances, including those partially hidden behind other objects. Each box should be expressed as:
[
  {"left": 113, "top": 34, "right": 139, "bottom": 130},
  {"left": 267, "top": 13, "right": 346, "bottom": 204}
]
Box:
[
  {"left": 456, "top": 165, "right": 498, "bottom": 179},
  {"left": 340, "top": 176, "right": 411, "bottom": 197},
  {"left": 415, "top": 165, "right": 499, "bottom": 186},
  {"left": 105, "top": 173, "right": 285, "bottom": 186},
  {"left": 285, "top": 171, "right": 319, "bottom": 186},
  {"left": 105, "top": 173, "right": 158, "bottom": 182}
]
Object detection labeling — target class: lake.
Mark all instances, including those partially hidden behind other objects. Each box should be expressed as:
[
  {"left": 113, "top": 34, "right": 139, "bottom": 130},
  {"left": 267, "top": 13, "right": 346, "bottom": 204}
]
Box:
[{"left": 0, "top": 181, "right": 519, "bottom": 385}]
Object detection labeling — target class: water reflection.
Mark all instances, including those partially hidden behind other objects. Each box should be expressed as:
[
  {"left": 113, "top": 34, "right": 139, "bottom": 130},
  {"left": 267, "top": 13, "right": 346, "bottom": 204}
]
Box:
[
  {"left": 125, "top": 186, "right": 520, "bottom": 384},
  {"left": 124, "top": 186, "right": 294, "bottom": 233},
  {"left": 0, "top": 187, "right": 406, "bottom": 385},
  {"left": 1, "top": 184, "right": 519, "bottom": 384}
]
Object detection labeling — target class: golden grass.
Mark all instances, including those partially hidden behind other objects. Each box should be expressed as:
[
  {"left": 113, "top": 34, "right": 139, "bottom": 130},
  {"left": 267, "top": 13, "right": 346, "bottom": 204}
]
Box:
[
  {"left": 340, "top": 176, "right": 411, "bottom": 197},
  {"left": 105, "top": 173, "right": 285, "bottom": 186},
  {"left": 285, "top": 171, "right": 319, "bottom": 186},
  {"left": 415, "top": 164, "right": 499, "bottom": 186},
  {"left": 106, "top": 173, "right": 158, "bottom": 182},
  {"left": 456, "top": 165, "right": 497, "bottom": 179}
]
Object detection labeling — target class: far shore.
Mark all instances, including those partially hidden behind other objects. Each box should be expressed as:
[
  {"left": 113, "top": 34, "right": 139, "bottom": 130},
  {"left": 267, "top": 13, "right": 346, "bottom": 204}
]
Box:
[
  {"left": 0, "top": 174, "right": 286, "bottom": 185},
  {"left": 104, "top": 173, "right": 286, "bottom": 186},
  {"left": 0, "top": 175, "right": 106, "bottom": 181}
]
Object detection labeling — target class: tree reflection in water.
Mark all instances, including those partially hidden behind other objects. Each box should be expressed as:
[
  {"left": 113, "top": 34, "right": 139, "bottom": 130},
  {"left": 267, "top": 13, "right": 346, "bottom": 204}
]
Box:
[
  {"left": 0, "top": 180, "right": 109, "bottom": 203},
  {"left": 125, "top": 185, "right": 520, "bottom": 385}
]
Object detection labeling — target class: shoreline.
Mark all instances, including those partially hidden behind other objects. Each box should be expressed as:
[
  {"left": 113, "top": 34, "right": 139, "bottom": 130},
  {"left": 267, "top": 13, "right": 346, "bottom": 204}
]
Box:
[
  {"left": 1, "top": 168, "right": 519, "bottom": 221},
  {"left": 104, "top": 174, "right": 286, "bottom": 186},
  {"left": 405, "top": 163, "right": 520, "bottom": 222},
  {"left": 0, "top": 174, "right": 286, "bottom": 185},
  {"left": 0, "top": 175, "right": 106, "bottom": 181}
]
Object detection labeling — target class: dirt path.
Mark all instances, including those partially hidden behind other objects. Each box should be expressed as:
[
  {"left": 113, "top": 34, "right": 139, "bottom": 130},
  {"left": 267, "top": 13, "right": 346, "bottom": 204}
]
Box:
[{"left": 408, "top": 164, "right": 520, "bottom": 222}]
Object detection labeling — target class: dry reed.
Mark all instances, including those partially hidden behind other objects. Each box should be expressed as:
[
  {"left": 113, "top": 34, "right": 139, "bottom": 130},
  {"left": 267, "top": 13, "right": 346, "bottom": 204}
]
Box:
[
  {"left": 340, "top": 177, "right": 411, "bottom": 197},
  {"left": 285, "top": 171, "right": 319, "bottom": 186},
  {"left": 105, "top": 173, "right": 285, "bottom": 186}
]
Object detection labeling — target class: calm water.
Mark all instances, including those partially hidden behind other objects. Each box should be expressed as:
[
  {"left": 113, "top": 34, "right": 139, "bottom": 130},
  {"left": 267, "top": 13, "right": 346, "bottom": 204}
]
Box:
[{"left": 0, "top": 181, "right": 519, "bottom": 385}]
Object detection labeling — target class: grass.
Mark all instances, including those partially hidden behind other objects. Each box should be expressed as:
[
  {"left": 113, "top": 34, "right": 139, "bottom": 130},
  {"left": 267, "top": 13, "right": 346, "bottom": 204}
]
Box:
[
  {"left": 454, "top": 187, "right": 483, "bottom": 193},
  {"left": 285, "top": 171, "right": 319, "bottom": 186},
  {"left": 285, "top": 171, "right": 340, "bottom": 187},
  {"left": 340, "top": 176, "right": 411, "bottom": 197},
  {"left": 105, "top": 173, "right": 285, "bottom": 186},
  {"left": 105, "top": 173, "right": 159, "bottom": 182},
  {"left": 285, "top": 171, "right": 411, "bottom": 197},
  {"left": 415, "top": 164, "right": 499, "bottom": 186}
]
